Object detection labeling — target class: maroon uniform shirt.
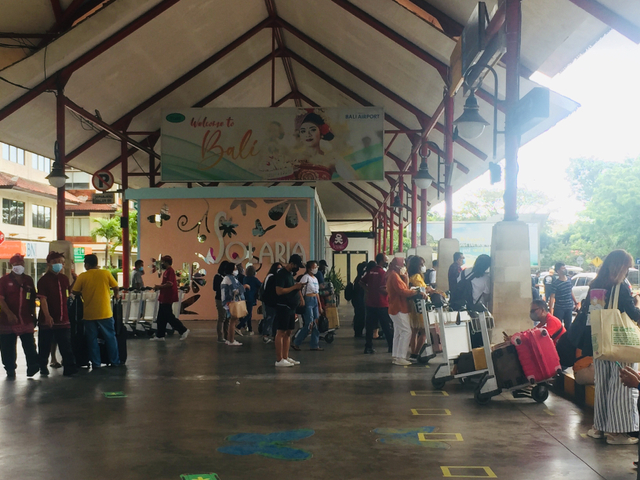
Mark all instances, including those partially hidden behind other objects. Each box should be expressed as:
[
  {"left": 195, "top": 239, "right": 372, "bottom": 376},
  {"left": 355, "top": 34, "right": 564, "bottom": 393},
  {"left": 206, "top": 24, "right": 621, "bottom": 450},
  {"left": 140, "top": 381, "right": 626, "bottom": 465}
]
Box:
[
  {"left": 37, "top": 271, "right": 71, "bottom": 329},
  {"left": 159, "top": 267, "right": 179, "bottom": 304},
  {"left": 0, "top": 273, "right": 36, "bottom": 335},
  {"left": 361, "top": 265, "right": 389, "bottom": 308}
]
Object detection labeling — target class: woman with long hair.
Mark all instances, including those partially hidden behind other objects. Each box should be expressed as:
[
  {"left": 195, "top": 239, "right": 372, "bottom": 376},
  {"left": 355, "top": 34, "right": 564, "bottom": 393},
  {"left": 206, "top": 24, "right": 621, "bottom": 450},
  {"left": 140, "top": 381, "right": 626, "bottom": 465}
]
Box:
[
  {"left": 587, "top": 250, "right": 640, "bottom": 445},
  {"left": 220, "top": 262, "right": 245, "bottom": 346},
  {"left": 214, "top": 261, "right": 231, "bottom": 343},
  {"left": 291, "top": 260, "right": 324, "bottom": 352},
  {"left": 407, "top": 256, "right": 430, "bottom": 361}
]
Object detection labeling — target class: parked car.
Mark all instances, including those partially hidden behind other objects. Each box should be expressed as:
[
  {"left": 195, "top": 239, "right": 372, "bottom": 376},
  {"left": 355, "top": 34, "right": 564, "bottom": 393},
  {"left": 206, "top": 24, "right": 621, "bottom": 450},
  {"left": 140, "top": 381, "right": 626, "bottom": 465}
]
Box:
[
  {"left": 572, "top": 268, "right": 639, "bottom": 304},
  {"left": 572, "top": 273, "right": 596, "bottom": 304}
]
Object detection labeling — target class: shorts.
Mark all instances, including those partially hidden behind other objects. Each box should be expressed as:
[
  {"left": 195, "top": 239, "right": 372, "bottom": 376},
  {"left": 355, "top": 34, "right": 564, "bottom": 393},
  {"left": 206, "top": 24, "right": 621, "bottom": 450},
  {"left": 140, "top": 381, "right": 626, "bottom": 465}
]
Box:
[{"left": 275, "top": 306, "right": 296, "bottom": 331}]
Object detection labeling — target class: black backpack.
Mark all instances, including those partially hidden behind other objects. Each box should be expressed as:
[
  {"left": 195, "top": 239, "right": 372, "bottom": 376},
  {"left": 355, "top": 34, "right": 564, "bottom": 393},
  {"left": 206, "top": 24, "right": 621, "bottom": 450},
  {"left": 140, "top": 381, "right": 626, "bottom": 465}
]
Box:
[
  {"left": 449, "top": 270, "right": 477, "bottom": 311},
  {"left": 344, "top": 282, "right": 354, "bottom": 302},
  {"left": 262, "top": 275, "right": 278, "bottom": 308}
]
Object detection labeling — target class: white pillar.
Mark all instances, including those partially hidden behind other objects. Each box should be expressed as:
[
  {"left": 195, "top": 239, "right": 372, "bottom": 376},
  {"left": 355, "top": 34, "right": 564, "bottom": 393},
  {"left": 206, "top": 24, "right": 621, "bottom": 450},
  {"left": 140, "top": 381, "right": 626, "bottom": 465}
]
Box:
[{"left": 490, "top": 221, "right": 532, "bottom": 343}]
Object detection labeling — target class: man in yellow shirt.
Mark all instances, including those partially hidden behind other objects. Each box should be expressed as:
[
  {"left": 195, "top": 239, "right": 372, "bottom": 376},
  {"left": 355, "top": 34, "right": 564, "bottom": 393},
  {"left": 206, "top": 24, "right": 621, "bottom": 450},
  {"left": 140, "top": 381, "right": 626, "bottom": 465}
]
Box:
[{"left": 71, "top": 254, "right": 121, "bottom": 368}]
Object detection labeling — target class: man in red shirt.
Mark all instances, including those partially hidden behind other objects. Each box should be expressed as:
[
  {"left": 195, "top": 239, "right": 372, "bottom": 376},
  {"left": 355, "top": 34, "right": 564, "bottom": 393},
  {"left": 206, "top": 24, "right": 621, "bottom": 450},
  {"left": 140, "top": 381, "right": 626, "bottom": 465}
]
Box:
[
  {"left": 36, "top": 251, "right": 78, "bottom": 377},
  {"left": 361, "top": 253, "right": 393, "bottom": 355},
  {"left": 150, "top": 255, "right": 190, "bottom": 341},
  {"left": 529, "top": 299, "right": 565, "bottom": 344},
  {"left": 0, "top": 254, "right": 39, "bottom": 378}
]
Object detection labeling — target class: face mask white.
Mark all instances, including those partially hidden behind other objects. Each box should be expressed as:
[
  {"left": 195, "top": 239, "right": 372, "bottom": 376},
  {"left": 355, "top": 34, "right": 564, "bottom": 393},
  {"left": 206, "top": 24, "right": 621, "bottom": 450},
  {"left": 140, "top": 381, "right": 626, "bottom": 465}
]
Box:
[
  {"left": 12, "top": 265, "right": 25, "bottom": 275},
  {"left": 420, "top": 265, "right": 427, "bottom": 274},
  {"left": 311, "top": 268, "right": 319, "bottom": 275},
  {"left": 233, "top": 270, "right": 239, "bottom": 277},
  {"left": 399, "top": 267, "right": 407, "bottom": 275}
]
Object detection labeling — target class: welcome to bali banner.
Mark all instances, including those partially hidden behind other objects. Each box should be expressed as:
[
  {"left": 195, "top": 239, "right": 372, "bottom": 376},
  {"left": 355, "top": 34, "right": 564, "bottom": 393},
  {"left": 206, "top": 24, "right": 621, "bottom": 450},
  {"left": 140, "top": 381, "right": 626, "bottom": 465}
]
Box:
[{"left": 161, "top": 107, "right": 384, "bottom": 182}]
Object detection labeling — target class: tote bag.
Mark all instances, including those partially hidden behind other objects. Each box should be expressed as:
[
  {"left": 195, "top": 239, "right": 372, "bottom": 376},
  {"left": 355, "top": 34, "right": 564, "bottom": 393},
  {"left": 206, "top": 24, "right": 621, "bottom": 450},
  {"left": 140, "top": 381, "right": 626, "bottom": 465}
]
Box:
[
  {"left": 229, "top": 294, "right": 248, "bottom": 319},
  {"left": 591, "top": 284, "right": 640, "bottom": 363}
]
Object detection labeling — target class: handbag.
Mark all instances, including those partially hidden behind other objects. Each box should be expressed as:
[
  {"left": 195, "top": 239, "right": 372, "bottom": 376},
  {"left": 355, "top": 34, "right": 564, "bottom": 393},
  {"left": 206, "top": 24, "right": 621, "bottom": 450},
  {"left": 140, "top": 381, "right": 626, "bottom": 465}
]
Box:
[
  {"left": 229, "top": 294, "right": 248, "bottom": 319},
  {"left": 591, "top": 284, "right": 640, "bottom": 363},
  {"left": 568, "top": 299, "right": 593, "bottom": 356}
]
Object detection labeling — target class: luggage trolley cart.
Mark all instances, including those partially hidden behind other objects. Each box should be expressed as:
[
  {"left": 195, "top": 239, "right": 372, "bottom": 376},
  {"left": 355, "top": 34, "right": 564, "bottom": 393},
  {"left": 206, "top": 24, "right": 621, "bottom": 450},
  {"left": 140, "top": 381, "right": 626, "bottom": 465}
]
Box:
[
  {"left": 473, "top": 317, "right": 551, "bottom": 405},
  {"left": 416, "top": 298, "right": 436, "bottom": 364},
  {"left": 121, "top": 289, "right": 144, "bottom": 337},
  {"left": 431, "top": 308, "right": 491, "bottom": 389}
]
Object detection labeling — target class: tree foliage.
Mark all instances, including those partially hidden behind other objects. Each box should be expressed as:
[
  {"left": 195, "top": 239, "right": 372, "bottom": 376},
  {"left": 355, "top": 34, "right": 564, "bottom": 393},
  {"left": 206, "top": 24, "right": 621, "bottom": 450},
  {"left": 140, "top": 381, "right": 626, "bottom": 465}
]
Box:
[
  {"left": 91, "top": 208, "right": 139, "bottom": 267},
  {"left": 540, "top": 157, "right": 640, "bottom": 268}
]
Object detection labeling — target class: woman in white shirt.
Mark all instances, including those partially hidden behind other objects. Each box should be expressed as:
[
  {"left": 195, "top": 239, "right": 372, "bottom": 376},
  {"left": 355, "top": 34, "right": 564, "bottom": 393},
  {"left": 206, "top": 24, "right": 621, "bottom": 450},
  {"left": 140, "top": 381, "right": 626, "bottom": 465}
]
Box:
[{"left": 291, "top": 261, "right": 324, "bottom": 351}]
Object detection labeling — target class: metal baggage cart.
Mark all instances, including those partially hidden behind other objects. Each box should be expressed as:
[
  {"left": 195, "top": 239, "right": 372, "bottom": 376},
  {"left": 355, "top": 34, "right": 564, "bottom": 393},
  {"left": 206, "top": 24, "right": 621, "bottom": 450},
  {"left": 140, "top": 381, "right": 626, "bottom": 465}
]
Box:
[{"left": 431, "top": 308, "right": 491, "bottom": 389}]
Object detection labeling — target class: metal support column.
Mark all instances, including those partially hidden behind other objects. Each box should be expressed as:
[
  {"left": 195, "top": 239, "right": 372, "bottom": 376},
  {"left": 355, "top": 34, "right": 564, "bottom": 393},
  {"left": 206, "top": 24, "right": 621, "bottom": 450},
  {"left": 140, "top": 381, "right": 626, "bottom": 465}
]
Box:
[
  {"left": 398, "top": 181, "right": 404, "bottom": 253},
  {"left": 56, "top": 88, "right": 66, "bottom": 240},
  {"left": 420, "top": 187, "right": 428, "bottom": 245},
  {"left": 121, "top": 140, "right": 130, "bottom": 288},
  {"left": 444, "top": 93, "right": 454, "bottom": 238},
  {"left": 382, "top": 206, "right": 387, "bottom": 255},
  {"left": 504, "top": 0, "right": 522, "bottom": 221},
  {"left": 411, "top": 151, "right": 418, "bottom": 249},
  {"left": 149, "top": 153, "right": 155, "bottom": 188},
  {"left": 388, "top": 195, "right": 393, "bottom": 254}
]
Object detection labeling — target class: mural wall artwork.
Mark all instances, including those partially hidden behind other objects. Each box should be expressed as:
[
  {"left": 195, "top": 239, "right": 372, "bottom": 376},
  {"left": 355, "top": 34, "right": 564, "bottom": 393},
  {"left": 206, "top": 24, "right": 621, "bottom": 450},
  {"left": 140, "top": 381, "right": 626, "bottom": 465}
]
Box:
[{"left": 139, "top": 196, "right": 311, "bottom": 320}]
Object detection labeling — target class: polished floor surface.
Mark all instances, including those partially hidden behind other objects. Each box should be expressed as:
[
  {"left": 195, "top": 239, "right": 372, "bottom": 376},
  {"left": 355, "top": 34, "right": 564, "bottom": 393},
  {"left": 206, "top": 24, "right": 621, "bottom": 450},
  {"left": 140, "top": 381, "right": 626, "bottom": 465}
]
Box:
[{"left": 0, "top": 314, "right": 637, "bottom": 480}]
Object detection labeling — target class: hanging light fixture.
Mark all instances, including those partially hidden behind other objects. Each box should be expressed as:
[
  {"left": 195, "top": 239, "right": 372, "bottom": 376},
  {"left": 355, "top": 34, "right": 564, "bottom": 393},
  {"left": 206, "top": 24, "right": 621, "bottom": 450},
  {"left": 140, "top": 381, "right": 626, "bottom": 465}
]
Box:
[
  {"left": 413, "top": 158, "right": 435, "bottom": 190},
  {"left": 453, "top": 90, "right": 490, "bottom": 140},
  {"left": 46, "top": 141, "right": 68, "bottom": 188},
  {"left": 391, "top": 193, "right": 403, "bottom": 209}
]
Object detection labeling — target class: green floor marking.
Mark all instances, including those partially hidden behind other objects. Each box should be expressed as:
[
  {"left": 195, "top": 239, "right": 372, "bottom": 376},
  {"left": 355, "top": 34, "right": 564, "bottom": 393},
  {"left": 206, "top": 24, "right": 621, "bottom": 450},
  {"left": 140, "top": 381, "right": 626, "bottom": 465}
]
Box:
[
  {"left": 180, "top": 474, "right": 220, "bottom": 480},
  {"left": 103, "top": 392, "right": 126, "bottom": 398}
]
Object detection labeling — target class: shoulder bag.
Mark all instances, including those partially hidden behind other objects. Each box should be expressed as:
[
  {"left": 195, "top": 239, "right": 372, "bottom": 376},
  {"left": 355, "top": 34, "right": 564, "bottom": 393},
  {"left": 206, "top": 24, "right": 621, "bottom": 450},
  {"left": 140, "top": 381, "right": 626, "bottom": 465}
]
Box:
[{"left": 591, "top": 284, "right": 640, "bottom": 363}]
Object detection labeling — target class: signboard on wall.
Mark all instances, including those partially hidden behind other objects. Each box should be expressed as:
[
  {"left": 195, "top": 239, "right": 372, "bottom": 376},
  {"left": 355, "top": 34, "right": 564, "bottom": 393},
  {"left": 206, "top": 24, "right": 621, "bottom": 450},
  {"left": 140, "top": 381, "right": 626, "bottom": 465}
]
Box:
[
  {"left": 329, "top": 232, "right": 349, "bottom": 252},
  {"left": 161, "top": 107, "right": 384, "bottom": 182},
  {"left": 74, "top": 247, "right": 85, "bottom": 263}
]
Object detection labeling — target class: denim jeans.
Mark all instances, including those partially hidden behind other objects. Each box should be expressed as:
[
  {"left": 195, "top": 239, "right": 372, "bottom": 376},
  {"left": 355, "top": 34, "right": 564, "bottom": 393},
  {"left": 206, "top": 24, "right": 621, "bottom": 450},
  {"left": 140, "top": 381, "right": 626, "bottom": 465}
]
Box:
[
  {"left": 263, "top": 305, "right": 276, "bottom": 337},
  {"left": 237, "top": 303, "right": 254, "bottom": 331},
  {"left": 294, "top": 296, "right": 320, "bottom": 349},
  {"left": 554, "top": 306, "right": 574, "bottom": 329},
  {"left": 84, "top": 318, "right": 120, "bottom": 367}
]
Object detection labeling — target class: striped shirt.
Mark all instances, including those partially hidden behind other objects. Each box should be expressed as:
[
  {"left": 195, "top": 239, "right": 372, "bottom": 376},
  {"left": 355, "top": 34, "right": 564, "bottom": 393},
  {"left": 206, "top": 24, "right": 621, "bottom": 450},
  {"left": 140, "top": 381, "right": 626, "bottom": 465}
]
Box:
[{"left": 548, "top": 278, "right": 573, "bottom": 309}]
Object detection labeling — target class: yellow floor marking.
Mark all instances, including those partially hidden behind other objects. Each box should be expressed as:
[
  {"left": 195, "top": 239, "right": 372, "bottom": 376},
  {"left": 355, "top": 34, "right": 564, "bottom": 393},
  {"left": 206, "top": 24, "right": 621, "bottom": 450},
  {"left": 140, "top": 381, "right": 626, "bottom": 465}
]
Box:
[
  {"left": 419, "top": 433, "right": 463, "bottom": 442},
  {"left": 580, "top": 433, "right": 588, "bottom": 438},
  {"left": 411, "top": 408, "right": 451, "bottom": 416},
  {"left": 441, "top": 466, "right": 497, "bottom": 478},
  {"left": 411, "top": 390, "right": 449, "bottom": 396},
  {"left": 544, "top": 409, "right": 555, "bottom": 416}
]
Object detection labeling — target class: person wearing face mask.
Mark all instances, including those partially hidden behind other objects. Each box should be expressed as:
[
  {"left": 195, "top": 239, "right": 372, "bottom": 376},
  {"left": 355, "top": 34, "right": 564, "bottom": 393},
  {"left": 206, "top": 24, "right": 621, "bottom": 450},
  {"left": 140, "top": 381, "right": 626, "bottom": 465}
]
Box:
[
  {"left": 291, "top": 260, "right": 324, "bottom": 352},
  {"left": 236, "top": 265, "right": 261, "bottom": 336},
  {"left": 503, "top": 300, "right": 565, "bottom": 345},
  {"left": 149, "top": 255, "right": 190, "bottom": 342},
  {"left": 386, "top": 257, "right": 429, "bottom": 366},
  {"left": 36, "top": 252, "right": 77, "bottom": 377},
  {"left": 547, "top": 261, "right": 578, "bottom": 329},
  {"left": 361, "top": 253, "right": 394, "bottom": 355},
  {"left": 131, "top": 259, "right": 145, "bottom": 291},
  {"left": 274, "top": 254, "right": 306, "bottom": 367},
  {"left": 448, "top": 252, "right": 465, "bottom": 293},
  {"left": 0, "top": 254, "right": 39, "bottom": 378},
  {"left": 407, "top": 256, "right": 432, "bottom": 361},
  {"left": 221, "top": 261, "right": 245, "bottom": 346},
  {"left": 260, "top": 262, "right": 282, "bottom": 344}
]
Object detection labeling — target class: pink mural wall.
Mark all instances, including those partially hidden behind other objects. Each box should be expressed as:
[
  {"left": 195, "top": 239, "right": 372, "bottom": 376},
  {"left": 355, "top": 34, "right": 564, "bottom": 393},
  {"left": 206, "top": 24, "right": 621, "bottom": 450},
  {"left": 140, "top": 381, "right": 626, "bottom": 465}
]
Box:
[{"left": 139, "top": 197, "right": 310, "bottom": 320}]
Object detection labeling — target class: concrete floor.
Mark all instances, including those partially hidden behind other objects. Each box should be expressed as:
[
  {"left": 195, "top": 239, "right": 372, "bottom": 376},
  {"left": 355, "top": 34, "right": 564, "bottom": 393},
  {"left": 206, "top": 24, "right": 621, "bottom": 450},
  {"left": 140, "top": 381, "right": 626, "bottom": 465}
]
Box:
[{"left": 0, "top": 309, "right": 637, "bottom": 480}]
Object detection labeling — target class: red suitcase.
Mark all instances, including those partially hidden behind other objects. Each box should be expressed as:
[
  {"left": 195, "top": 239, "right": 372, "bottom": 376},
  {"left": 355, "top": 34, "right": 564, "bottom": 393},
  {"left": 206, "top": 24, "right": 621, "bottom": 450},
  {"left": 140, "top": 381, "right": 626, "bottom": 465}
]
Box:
[{"left": 511, "top": 328, "right": 562, "bottom": 384}]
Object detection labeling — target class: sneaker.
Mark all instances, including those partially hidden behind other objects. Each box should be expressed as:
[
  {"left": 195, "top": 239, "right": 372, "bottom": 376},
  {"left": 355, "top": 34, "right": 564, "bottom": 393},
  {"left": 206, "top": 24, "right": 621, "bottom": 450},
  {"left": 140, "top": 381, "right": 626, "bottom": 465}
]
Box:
[
  {"left": 218, "top": 337, "right": 226, "bottom": 343},
  {"left": 235, "top": 328, "right": 243, "bottom": 336},
  {"left": 26, "top": 366, "right": 40, "bottom": 377},
  {"left": 246, "top": 331, "right": 254, "bottom": 336},
  {"left": 606, "top": 433, "right": 639, "bottom": 445},
  {"left": 40, "top": 367, "right": 50, "bottom": 376},
  {"left": 180, "top": 329, "right": 190, "bottom": 340},
  {"left": 6, "top": 371, "right": 15, "bottom": 379},
  {"left": 263, "top": 337, "right": 273, "bottom": 344},
  {"left": 286, "top": 357, "right": 300, "bottom": 365},
  {"left": 364, "top": 348, "right": 376, "bottom": 354},
  {"left": 587, "top": 428, "right": 604, "bottom": 439},
  {"left": 225, "top": 340, "right": 242, "bottom": 346},
  {"left": 409, "top": 355, "right": 418, "bottom": 363},
  {"left": 291, "top": 344, "right": 301, "bottom": 351},
  {"left": 393, "top": 358, "right": 411, "bottom": 366},
  {"left": 275, "top": 359, "right": 294, "bottom": 367},
  {"left": 150, "top": 336, "right": 165, "bottom": 341}
]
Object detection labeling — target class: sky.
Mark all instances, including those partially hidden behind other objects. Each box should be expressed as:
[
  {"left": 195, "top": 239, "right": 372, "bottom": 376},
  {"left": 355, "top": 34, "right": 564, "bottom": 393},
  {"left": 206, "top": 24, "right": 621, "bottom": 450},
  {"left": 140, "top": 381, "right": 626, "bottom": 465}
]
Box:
[{"left": 433, "top": 30, "right": 640, "bottom": 227}]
